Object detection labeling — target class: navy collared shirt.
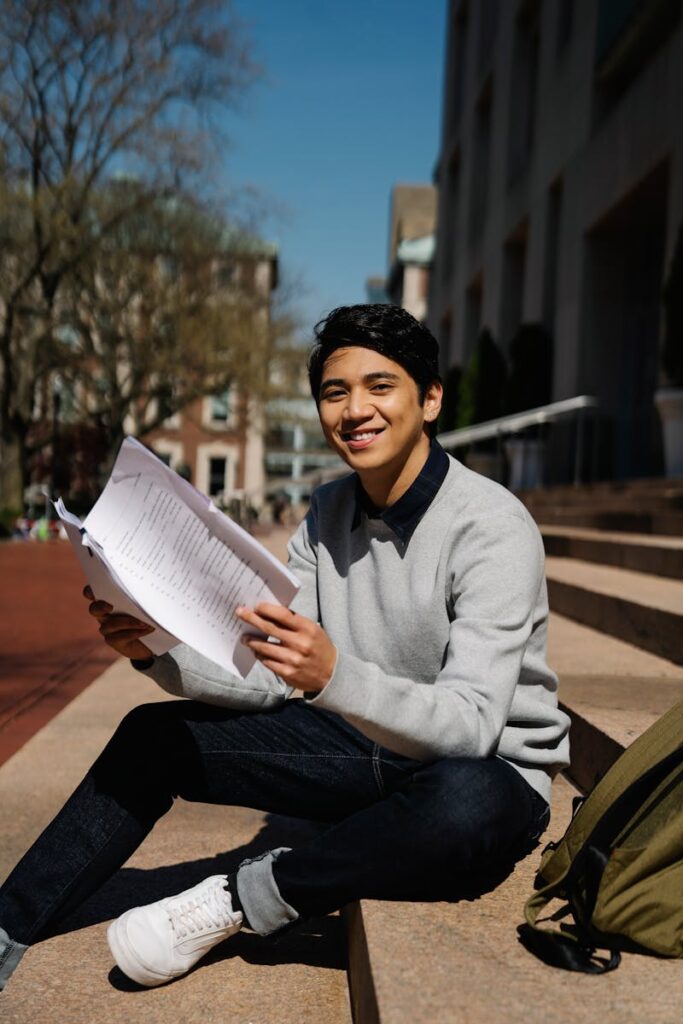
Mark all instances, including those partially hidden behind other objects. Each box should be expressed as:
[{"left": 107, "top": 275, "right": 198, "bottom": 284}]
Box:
[{"left": 350, "top": 438, "right": 450, "bottom": 544}]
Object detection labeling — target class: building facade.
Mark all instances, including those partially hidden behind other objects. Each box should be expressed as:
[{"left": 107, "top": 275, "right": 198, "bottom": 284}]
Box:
[
  {"left": 385, "top": 185, "right": 436, "bottom": 321},
  {"left": 429, "top": 0, "right": 683, "bottom": 481},
  {"left": 144, "top": 248, "right": 278, "bottom": 512}
]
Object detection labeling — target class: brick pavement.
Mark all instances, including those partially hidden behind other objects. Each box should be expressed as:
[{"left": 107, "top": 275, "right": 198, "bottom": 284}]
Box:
[
  {"left": 0, "top": 540, "right": 118, "bottom": 767},
  {"left": 0, "top": 526, "right": 296, "bottom": 768}
]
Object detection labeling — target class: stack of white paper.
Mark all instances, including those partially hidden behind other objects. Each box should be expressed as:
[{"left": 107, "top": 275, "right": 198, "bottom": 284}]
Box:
[{"left": 57, "top": 437, "right": 300, "bottom": 678}]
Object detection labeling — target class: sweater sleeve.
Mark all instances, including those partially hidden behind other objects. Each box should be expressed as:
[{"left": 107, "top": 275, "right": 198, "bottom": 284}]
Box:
[
  {"left": 305, "top": 511, "right": 546, "bottom": 762},
  {"left": 135, "top": 508, "right": 321, "bottom": 709}
]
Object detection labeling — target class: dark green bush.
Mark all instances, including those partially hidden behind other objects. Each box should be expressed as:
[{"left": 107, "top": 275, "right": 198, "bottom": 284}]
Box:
[
  {"left": 502, "top": 323, "right": 553, "bottom": 438},
  {"left": 437, "top": 363, "right": 463, "bottom": 433},
  {"left": 457, "top": 328, "right": 507, "bottom": 452},
  {"left": 662, "top": 224, "right": 683, "bottom": 388}
]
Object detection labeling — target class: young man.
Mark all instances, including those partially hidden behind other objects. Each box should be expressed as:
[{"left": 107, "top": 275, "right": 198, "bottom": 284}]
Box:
[{"left": 0, "top": 304, "right": 570, "bottom": 991}]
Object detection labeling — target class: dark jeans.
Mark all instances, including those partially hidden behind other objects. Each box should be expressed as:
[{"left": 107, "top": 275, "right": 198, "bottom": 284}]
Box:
[{"left": 0, "top": 698, "right": 550, "bottom": 944}]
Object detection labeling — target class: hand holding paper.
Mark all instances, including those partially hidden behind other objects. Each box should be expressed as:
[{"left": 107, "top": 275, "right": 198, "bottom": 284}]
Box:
[
  {"left": 82, "top": 585, "right": 155, "bottom": 661},
  {"left": 237, "top": 601, "right": 337, "bottom": 693},
  {"left": 57, "top": 437, "right": 301, "bottom": 678}
]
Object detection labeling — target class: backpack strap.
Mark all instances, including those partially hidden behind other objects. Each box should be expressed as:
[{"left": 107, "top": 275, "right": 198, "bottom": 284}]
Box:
[{"left": 518, "top": 877, "right": 621, "bottom": 973}]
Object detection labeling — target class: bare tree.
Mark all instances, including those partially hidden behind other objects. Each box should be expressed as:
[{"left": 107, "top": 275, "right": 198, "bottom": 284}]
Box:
[
  {"left": 56, "top": 188, "right": 277, "bottom": 482},
  {"left": 0, "top": 0, "right": 255, "bottom": 509}
]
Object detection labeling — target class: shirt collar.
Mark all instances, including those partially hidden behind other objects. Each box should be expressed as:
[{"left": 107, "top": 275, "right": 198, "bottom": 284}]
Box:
[{"left": 350, "top": 438, "right": 450, "bottom": 543}]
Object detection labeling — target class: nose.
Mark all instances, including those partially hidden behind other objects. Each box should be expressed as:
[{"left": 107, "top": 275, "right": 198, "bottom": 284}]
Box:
[{"left": 342, "top": 387, "right": 375, "bottom": 423}]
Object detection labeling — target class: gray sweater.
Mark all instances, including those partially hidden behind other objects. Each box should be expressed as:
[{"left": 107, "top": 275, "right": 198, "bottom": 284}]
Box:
[{"left": 140, "top": 455, "right": 571, "bottom": 802}]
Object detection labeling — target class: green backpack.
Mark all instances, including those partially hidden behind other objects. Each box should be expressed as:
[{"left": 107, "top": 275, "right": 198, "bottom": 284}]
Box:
[{"left": 518, "top": 699, "right": 683, "bottom": 973}]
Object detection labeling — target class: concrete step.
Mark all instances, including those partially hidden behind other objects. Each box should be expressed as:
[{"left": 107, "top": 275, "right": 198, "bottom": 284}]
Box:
[
  {"left": 517, "top": 476, "right": 683, "bottom": 506},
  {"left": 558, "top": 673, "right": 683, "bottom": 793},
  {"left": 527, "top": 492, "right": 683, "bottom": 513},
  {"left": 345, "top": 614, "right": 683, "bottom": 1023},
  {"left": 541, "top": 525, "right": 683, "bottom": 580},
  {"left": 545, "top": 556, "right": 683, "bottom": 664},
  {"left": 529, "top": 506, "right": 683, "bottom": 536},
  {"left": 547, "top": 611, "right": 683, "bottom": 785},
  {"left": 344, "top": 777, "right": 584, "bottom": 1024},
  {"left": 344, "top": 775, "right": 680, "bottom": 1024}
]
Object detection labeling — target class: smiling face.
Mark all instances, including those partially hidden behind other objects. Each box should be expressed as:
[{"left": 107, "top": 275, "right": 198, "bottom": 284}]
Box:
[{"left": 317, "top": 346, "right": 442, "bottom": 506}]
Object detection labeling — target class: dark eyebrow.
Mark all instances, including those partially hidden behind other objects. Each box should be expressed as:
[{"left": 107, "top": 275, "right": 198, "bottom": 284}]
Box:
[{"left": 320, "top": 371, "right": 401, "bottom": 392}]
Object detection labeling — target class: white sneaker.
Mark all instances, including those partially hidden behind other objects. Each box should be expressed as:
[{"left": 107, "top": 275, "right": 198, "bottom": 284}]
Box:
[{"left": 107, "top": 875, "right": 243, "bottom": 987}]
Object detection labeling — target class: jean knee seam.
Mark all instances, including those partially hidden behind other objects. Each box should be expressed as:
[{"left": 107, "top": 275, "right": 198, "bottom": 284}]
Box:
[{"left": 371, "top": 744, "right": 385, "bottom": 797}]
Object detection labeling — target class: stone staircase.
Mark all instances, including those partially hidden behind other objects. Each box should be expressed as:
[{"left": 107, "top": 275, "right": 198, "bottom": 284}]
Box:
[
  {"left": 344, "top": 477, "right": 683, "bottom": 1023},
  {"left": 3, "top": 509, "right": 683, "bottom": 1022},
  {"left": 517, "top": 475, "right": 683, "bottom": 536}
]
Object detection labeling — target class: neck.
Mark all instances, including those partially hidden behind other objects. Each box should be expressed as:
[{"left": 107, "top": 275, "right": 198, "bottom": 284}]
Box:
[{"left": 359, "top": 434, "right": 431, "bottom": 508}]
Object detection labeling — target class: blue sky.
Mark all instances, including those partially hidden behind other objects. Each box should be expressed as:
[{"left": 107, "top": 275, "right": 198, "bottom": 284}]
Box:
[{"left": 223, "top": 0, "right": 448, "bottom": 335}]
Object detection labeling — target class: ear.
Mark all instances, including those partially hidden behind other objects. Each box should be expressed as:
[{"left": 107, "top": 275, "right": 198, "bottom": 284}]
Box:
[{"left": 423, "top": 380, "right": 443, "bottom": 423}]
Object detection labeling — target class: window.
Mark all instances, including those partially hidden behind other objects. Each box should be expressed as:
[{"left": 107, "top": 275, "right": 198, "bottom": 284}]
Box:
[
  {"left": 593, "top": 0, "right": 681, "bottom": 122},
  {"left": 468, "top": 78, "right": 493, "bottom": 245},
  {"left": 556, "top": 0, "right": 574, "bottom": 54},
  {"left": 210, "top": 389, "right": 231, "bottom": 423},
  {"left": 216, "top": 262, "right": 238, "bottom": 288},
  {"left": 442, "top": 149, "right": 461, "bottom": 282},
  {"left": 543, "top": 180, "right": 563, "bottom": 331},
  {"left": 208, "top": 457, "right": 227, "bottom": 496},
  {"left": 450, "top": 5, "right": 470, "bottom": 133},
  {"left": 477, "top": 0, "right": 499, "bottom": 69},
  {"left": 464, "top": 278, "right": 483, "bottom": 362},
  {"left": 500, "top": 223, "right": 528, "bottom": 351},
  {"left": 507, "top": 1, "right": 540, "bottom": 185}
]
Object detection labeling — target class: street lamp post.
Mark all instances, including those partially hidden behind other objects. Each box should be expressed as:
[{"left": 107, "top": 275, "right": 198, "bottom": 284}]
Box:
[{"left": 50, "top": 376, "right": 63, "bottom": 518}]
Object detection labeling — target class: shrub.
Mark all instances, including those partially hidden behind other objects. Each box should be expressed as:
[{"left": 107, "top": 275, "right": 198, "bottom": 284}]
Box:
[
  {"left": 457, "top": 328, "right": 507, "bottom": 452},
  {"left": 662, "top": 224, "right": 683, "bottom": 388},
  {"left": 502, "top": 323, "right": 553, "bottom": 438}
]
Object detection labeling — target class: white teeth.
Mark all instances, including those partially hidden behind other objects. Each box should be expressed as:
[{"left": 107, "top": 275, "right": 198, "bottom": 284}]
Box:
[{"left": 347, "top": 432, "right": 377, "bottom": 441}]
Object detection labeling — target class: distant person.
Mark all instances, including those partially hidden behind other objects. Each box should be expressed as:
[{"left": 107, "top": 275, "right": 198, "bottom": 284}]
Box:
[
  {"left": 30, "top": 516, "right": 50, "bottom": 542},
  {"left": 272, "top": 493, "right": 289, "bottom": 526},
  {"left": 12, "top": 516, "right": 30, "bottom": 541},
  {"left": 0, "top": 304, "right": 570, "bottom": 991}
]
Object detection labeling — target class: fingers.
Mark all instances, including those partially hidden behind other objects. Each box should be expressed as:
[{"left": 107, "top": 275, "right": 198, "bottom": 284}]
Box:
[
  {"left": 243, "top": 640, "right": 300, "bottom": 680},
  {"left": 236, "top": 603, "right": 300, "bottom": 641},
  {"left": 88, "top": 599, "right": 113, "bottom": 623},
  {"left": 83, "top": 585, "right": 94, "bottom": 601},
  {"left": 102, "top": 634, "right": 153, "bottom": 660},
  {"left": 236, "top": 607, "right": 284, "bottom": 641},
  {"left": 242, "top": 635, "right": 293, "bottom": 660},
  {"left": 99, "top": 613, "right": 154, "bottom": 637}
]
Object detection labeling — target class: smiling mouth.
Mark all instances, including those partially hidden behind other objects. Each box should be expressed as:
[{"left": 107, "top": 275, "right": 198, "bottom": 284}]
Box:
[{"left": 340, "top": 428, "right": 385, "bottom": 449}]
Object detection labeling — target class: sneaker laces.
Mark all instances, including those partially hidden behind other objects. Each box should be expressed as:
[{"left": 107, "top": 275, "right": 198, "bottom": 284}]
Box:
[{"left": 168, "top": 879, "right": 239, "bottom": 939}]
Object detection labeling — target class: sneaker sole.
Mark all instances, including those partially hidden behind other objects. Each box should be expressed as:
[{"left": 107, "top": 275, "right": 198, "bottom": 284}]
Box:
[{"left": 107, "top": 912, "right": 175, "bottom": 988}]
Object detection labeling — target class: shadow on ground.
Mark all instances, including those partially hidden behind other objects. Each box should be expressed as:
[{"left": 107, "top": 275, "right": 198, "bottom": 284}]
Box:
[
  {"left": 38, "top": 812, "right": 347, "bottom": 975},
  {"left": 36, "top": 797, "right": 541, "bottom": 975}
]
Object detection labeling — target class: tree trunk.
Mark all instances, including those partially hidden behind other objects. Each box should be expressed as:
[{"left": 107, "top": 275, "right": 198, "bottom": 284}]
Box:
[{"left": 0, "top": 433, "right": 26, "bottom": 512}]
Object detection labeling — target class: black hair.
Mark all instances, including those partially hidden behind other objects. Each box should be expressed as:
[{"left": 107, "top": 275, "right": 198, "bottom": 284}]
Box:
[{"left": 307, "top": 304, "right": 442, "bottom": 439}]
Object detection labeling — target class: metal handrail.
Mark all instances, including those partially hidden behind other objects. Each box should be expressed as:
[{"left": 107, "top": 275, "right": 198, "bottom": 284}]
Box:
[
  {"left": 261, "top": 394, "right": 599, "bottom": 494},
  {"left": 436, "top": 395, "right": 598, "bottom": 449}
]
